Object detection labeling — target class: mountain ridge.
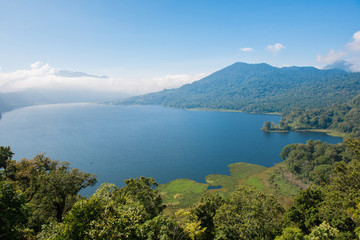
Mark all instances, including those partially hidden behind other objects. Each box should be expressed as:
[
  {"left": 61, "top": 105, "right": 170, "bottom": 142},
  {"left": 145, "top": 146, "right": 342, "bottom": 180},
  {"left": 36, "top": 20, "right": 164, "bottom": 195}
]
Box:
[{"left": 116, "top": 62, "right": 360, "bottom": 113}]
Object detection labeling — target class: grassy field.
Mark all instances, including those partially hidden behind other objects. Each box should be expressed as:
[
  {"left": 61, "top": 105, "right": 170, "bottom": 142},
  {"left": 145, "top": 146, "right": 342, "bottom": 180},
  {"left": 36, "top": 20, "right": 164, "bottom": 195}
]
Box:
[
  {"left": 158, "top": 161, "right": 303, "bottom": 208},
  {"left": 158, "top": 162, "right": 277, "bottom": 208},
  {"left": 206, "top": 162, "right": 267, "bottom": 194},
  {"left": 157, "top": 179, "right": 208, "bottom": 208}
]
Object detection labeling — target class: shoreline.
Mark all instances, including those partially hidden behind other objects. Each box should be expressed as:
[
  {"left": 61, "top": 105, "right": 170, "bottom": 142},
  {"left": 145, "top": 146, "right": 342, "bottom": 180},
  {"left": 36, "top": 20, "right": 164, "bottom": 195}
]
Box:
[
  {"left": 266, "top": 128, "right": 347, "bottom": 138},
  {"left": 183, "top": 107, "right": 282, "bottom": 116}
]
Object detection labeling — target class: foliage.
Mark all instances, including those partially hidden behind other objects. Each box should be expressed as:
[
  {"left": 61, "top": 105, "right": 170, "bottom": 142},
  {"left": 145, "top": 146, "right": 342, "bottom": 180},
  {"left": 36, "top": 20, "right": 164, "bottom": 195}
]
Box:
[
  {"left": 49, "top": 178, "right": 182, "bottom": 240},
  {"left": 275, "top": 227, "right": 304, "bottom": 240},
  {"left": 0, "top": 181, "right": 28, "bottom": 239},
  {"left": 0, "top": 146, "right": 14, "bottom": 170},
  {"left": 121, "top": 176, "right": 165, "bottom": 219},
  {"left": 1, "top": 152, "right": 97, "bottom": 233},
  {"left": 271, "top": 95, "right": 360, "bottom": 137},
  {"left": 305, "top": 221, "right": 340, "bottom": 240},
  {"left": 191, "top": 194, "right": 225, "bottom": 239},
  {"left": 214, "top": 186, "right": 284, "bottom": 239},
  {"left": 174, "top": 209, "right": 206, "bottom": 240},
  {"left": 282, "top": 187, "right": 324, "bottom": 233},
  {"left": 3, "top": 137, "right": 360, "bottom": 239},
  {"left": 280, "top": 140, "right": 353, "bottom": 184}
]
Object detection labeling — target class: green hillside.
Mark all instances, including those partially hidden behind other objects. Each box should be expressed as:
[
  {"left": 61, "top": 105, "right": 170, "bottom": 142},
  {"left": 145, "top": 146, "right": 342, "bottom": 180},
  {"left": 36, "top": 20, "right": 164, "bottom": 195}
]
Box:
[{"left": 117, "top": 62, "right": 360, "bottom": 113}]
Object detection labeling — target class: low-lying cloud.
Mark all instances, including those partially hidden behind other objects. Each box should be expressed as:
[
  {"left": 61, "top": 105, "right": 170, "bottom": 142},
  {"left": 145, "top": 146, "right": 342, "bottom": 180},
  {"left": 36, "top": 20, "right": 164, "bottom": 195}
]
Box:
[
  {"left": 316, "top": 49, "right": 347, "bottom": 64},
  {"left": 0, "top": 62, "right": 208, "bottom": 94},
  {"left": 317, "top": 31, "right": 360, "bottom": 72}
]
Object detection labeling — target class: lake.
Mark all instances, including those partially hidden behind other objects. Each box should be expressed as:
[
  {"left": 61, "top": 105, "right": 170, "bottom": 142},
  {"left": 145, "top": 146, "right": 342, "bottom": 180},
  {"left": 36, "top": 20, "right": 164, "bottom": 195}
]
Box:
[{"left": 0, "top": 103, "right": 343, "bottom": 195}]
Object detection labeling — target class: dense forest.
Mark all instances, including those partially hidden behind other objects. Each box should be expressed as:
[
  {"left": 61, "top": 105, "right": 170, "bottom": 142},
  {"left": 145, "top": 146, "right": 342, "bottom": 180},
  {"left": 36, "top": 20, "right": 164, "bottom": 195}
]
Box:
[
  {"left": 116, "top": 62, "right": 360, "bottom": 113},
  {"left": 2, "top": 138, "right": 360, "bottom": 239},
  {"left": 263, "top": 95, "right": 360, "bottom": 137}
]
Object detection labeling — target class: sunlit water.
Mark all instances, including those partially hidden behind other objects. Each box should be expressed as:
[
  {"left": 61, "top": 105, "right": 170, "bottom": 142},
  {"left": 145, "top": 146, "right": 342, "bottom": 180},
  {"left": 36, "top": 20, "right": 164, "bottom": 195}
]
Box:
[{"left": 0, "top": 103, "right": 342, "bottom": 195}]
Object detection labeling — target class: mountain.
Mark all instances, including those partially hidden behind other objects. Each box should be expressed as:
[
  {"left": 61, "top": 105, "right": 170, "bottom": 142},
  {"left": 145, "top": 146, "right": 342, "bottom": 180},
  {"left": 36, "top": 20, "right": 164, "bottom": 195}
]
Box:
[
  {"left": 56, "top": 70, "right": 109, "bottom": 79},
  {"left": 116, "top": 62, "right": 360, "bottom": 113}
]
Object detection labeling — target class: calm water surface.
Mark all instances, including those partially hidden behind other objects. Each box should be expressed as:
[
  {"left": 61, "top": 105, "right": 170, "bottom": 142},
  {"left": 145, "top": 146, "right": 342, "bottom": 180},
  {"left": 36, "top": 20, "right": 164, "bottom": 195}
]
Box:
[{"left": 0, "top": 104, "right": 343, "bottom": 195}]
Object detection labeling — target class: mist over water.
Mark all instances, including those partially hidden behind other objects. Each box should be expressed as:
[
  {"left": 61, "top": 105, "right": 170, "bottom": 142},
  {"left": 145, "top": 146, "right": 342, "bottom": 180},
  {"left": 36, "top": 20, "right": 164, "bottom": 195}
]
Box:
[{"left": 0, "top": 104, "right": 343, "bottom": 195}]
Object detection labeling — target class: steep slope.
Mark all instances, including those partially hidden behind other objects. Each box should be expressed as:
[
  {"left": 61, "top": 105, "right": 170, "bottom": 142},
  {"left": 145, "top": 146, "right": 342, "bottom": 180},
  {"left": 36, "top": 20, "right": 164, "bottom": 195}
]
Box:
[{"left": 118, "top": 62, "right": 360, "bottom": 113}]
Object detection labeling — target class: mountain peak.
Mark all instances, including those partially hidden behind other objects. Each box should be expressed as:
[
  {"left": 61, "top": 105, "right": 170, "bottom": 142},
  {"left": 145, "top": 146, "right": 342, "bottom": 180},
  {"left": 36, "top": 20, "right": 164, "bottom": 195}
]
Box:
[{"left": 119, "top": 62, "right": 360, "bottom": 113}]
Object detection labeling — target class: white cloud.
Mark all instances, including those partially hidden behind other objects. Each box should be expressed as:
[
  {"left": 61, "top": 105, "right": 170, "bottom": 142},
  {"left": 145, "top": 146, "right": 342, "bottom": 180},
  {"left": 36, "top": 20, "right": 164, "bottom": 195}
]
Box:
[
  {"left": 347, "top": 31, "right": 360, "bottom": 52},
  {"left": 348, "top": 58, "right": 360, "bottom": 72},
  {"left": 266, "top": 43, "right": 286, "bottom": 55},
  {"left": 239, "top": 47, "right": 254, "bottom": 52},
  {"left": 316, "top": 49, "right": 347, "bottom": 64},
  {"left": 316, "top": 31, "right": 360, "bottom": 71},
  {"left": 0, "top": 62, "right": 207, "bottom": 94}
]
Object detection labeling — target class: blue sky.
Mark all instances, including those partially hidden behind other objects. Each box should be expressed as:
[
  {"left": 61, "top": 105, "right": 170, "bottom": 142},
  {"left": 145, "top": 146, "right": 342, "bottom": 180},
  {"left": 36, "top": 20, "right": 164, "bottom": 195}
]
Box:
[{"left": 0, "top": 0, "right": 359, "bottom": 93}]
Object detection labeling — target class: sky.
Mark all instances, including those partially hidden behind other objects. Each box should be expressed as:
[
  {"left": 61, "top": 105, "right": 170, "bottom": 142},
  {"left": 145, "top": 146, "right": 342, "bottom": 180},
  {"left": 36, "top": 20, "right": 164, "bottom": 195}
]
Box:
[{"left": 0, "top": 0, "right": 360, "bottom": 94}]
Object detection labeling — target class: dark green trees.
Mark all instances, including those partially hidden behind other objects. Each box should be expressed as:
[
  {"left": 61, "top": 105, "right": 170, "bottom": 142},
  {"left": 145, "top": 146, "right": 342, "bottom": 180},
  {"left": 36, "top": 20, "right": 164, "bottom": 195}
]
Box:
[
  {"left": 49, "top": 178, "right": 173, "bottom": 240},
  {"left": 0, "top": 146, "right": 14, "bottom": 170},
  {"left": 214, "top": 186, "right": 284, "bottom": 240},
  {"left": 0, "top": 150, "right": 97, "bottom": 236},
  {"left": 0, "top": 181, "right": 27, "bottom": 239},
  {"left": 280, "top": 140, "right": 353, "bottom": 184},
  {"left": 191, "top": 194, "right": 225, "bottom": 239}
]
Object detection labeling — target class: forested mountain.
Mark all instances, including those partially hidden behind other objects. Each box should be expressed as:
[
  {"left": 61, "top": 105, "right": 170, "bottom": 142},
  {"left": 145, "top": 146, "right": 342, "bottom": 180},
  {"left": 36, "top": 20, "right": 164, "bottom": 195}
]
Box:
[{"left": 117, "top": 62, "right": 360, "bottom": 113}]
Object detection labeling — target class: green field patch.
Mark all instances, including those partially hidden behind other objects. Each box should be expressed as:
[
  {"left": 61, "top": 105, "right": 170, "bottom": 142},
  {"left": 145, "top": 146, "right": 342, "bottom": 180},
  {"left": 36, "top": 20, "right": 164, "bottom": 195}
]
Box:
[
  {"left": 246, "top": 177, "right": 265, "bottom": 190},
  {"left": 229, "top": 162, "right": 267, "bottom": 178},
  {"left": 157, "top": 179, "right": 208, "bottom": 208},
  {"left": 206, "top": 162, "right": 267, "bottom": 192},
  {"left": 267, "top": 164, "right": 302, "bottom": 197},
  {"left": 206, "top": 174, "right": 235, "bottom": 190},
  {"left": 158, "top": 162, "right": 293, "bottom": 208}
]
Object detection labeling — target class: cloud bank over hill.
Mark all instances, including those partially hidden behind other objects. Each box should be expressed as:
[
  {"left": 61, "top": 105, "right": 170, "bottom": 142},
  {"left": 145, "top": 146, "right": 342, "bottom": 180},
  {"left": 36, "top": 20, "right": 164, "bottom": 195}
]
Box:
[
  {"left": 0, "top": 62, "right": 207, "bottom": 94},
  {"left": 317, "top": 31, "right": 360, "bottom": 72}
]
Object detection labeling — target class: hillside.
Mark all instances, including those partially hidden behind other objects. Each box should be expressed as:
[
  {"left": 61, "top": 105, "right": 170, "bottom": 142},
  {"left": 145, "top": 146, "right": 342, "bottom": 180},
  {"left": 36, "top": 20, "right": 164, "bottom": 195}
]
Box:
[
  {"left": 265, "top": 94, "right": 360, "bottom": 137},
  {"left": 117, "top": 62, "right": 360, "bottom": 113}
]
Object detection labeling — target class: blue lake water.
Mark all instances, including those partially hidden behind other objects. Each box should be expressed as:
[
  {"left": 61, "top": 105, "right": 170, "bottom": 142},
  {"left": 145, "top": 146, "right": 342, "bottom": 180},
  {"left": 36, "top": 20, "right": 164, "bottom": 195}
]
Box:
[{"left": 0, "top": 103, "right": 343, "bottom": 195}]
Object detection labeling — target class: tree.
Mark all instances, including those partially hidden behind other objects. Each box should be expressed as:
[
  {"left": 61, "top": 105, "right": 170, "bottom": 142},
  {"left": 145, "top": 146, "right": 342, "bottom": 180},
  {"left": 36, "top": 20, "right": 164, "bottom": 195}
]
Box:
[
  {"left": 282, "top": 187, "right": 324, "bottom": 234},
  {"left": 191, "top": 194, "right": 224, "bottom": 239},
  {"left": 0, "top": 146, "right": 14, "bottom": 170},
  {"left": 2, "top": 153, "right": 97, "bottom": 232},
  {"left": 305, "top": 221, "right": 340, "bottom": 240},
  {"left": 53, "top": 178, "right": 170, "bottom": 240},
  {"left": 120, "top": 176, "right": 165, "bottom": 219},
  {"left": 262, "top": 121, "right": 273, "bottom": 131},
  {"left": 344, "top": 138, "right": 360, "bottom": 160},
  {"left": 275, "top": 227, "right": 304, "bottom": 240},
  {"left": 0, "top": 181, "right": 27, "bottom": 239},
  {"left": 214, "top": 186, "right": 284, "bottom": 239}
]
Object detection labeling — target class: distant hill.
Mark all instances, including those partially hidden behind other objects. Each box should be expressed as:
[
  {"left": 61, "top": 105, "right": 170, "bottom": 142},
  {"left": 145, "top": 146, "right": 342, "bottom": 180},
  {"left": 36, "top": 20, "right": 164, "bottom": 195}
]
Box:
[
  {"left": 0, "top": 90, "right": 130, "bottom": 115},
  {"left": 324, "top": 60, "right": 354, "bottom": 72},
  {"left": 116, "top": 62, "right": 360, "bottom": 113}
]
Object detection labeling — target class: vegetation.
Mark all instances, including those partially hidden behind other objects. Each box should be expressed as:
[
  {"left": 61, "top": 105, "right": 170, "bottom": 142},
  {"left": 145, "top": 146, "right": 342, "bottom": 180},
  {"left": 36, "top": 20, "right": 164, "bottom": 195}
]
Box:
[
  {"left": 116, "top": 62, "right": 360, "bottom": 113},
  {"left": 2, "top": 139, "right": 360, "bottom": 239},
  {"left": 280, "top": 140, "right": 354, "bottom": 184},
  {"left": 159, "top": 163, "right": 268, "bottom": 208},
  {"left": 157, "top": 179, "right": 208, "bottom": 208},
  {"left": 264, "top": 95, "right": 360, "bottom": 137}
]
